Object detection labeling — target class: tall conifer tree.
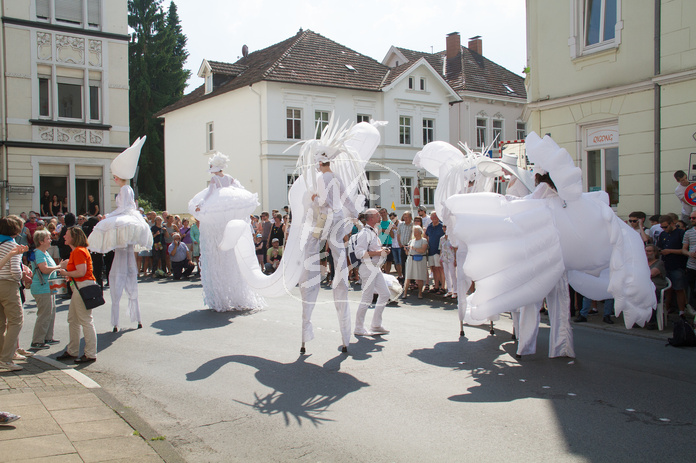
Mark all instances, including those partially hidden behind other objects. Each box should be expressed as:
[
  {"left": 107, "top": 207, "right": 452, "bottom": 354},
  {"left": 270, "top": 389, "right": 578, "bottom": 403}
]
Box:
[{"left": 128, "top": 0, "right": 190, "bottom": 208}]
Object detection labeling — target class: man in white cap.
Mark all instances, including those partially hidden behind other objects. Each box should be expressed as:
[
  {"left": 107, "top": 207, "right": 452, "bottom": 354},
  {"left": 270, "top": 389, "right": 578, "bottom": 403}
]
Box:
[{"left": 353, "top": 208, "right": 391, "bottom": 336}]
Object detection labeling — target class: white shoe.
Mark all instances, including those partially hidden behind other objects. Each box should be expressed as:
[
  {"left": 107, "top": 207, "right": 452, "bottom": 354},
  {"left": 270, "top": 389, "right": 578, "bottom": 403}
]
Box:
[
  {"left": 16, "top": 348, "right": 34, "bottom": 357},
  {"left": 12, "top": 353, "right": 26, "bottom": 361},
  {"left": 0, "top": 361, "right": 22, "bottom": 371},
  {"left": 370, "top": 326, "right": 390, "bottom": 335},
  {"left": 354, "top": 328, "right": 372, "bottom": 336}
]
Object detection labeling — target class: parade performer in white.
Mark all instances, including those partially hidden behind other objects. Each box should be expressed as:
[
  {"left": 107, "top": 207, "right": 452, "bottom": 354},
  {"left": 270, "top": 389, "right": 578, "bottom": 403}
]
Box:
[
  {"left": 88, "top": 137, "right": 153, "bottom": 332},
  {"left": 189, "top": 152, "right": 263, "bottom": 312},
  {"left": 353, "top": 208, "right": 392, "bottom": 336}
]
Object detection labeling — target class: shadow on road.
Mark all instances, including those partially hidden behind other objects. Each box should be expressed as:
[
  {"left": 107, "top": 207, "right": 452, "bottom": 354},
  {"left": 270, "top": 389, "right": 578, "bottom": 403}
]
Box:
[
  {"left": 151, "top": 309, "right": 253, "bottom": 336},
  {"left": 186, "top": 354, "right": 369, "bottom": 426}
]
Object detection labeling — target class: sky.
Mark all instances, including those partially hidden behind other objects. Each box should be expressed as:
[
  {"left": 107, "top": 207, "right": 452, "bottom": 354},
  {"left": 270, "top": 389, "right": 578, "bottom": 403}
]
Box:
[{"left": 171, "top": 0, "right": 528, "bottom": 93}]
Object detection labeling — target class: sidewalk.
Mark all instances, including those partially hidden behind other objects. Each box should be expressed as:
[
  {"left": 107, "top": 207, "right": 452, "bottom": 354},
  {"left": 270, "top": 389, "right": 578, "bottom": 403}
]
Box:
[{"left": 0, "top": 355, "right": 184, "bottom": 463}]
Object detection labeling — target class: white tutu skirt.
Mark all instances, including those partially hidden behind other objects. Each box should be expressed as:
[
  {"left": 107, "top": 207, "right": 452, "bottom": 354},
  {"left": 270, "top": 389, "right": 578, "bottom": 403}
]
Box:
[
  {"left": 189, "top": 184, "right": 264, "bottom": 311},
  {"left": 88, "top": 210, "right": 153, "bottom": 253}
]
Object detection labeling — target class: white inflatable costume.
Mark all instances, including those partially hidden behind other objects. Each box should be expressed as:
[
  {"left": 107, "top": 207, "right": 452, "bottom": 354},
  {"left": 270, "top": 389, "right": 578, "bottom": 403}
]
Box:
[
  {"left": 416, "top": 133, "right": 656, "bottom": 358},
  {"left": 88, "top": 136, "right": 154, "bottom": 331},
  {"left": 189, "top": 152, "right": 263, "bottom": 312}
]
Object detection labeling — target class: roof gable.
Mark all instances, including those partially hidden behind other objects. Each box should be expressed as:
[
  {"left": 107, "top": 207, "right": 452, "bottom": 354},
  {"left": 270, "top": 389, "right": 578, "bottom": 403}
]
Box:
[{"left": 381, "top": 57, "right": 460, "bottom": 102}]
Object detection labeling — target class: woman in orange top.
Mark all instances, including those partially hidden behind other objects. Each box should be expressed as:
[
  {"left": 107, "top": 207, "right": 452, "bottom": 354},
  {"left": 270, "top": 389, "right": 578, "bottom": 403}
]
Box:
[{"left": 56, "top": 227, "right": 97, "bottom": 363}]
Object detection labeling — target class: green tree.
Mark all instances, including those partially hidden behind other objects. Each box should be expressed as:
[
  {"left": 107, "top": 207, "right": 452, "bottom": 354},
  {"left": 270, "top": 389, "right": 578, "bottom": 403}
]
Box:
[{"left": 128, "top": 0, "right": 190, "bottom": 209}]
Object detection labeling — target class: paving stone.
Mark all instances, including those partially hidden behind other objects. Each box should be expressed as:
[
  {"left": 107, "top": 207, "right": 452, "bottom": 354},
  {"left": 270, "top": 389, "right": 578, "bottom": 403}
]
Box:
[
  {"left": 8, "top": 403, "right": 53, "bottom": 421},
  {"left": 0, "top": 416, "right": 63, "bottom": 441},
  {"left": 0, "top": 433, "right": 76, "bottom": 462},
  {"left": 11, "top": 454, "right": 83, "bottom": 463},
  {"left": 61, "top": 417, "right": 136, "bottom": 442},
  {"left": 72, "top": 435, "right": 159, "bottom": 462},
  {"left": 0, "top": 391, "right": 40, "bottom": 407},
  {"left": 51, "top": 405, "right": 118, "bottom": 425},
  {"left": 40, "top": 393, "right": 105, "bottom": 411}
]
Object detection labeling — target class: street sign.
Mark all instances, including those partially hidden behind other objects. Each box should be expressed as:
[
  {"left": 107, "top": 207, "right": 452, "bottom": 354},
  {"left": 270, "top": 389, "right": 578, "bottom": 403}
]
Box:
[
  {"left": 419, "top": 178, "right": 439, "bottom": 188},
  {"left": 684, "top": 182, "right": 696, "bottom": 206}
]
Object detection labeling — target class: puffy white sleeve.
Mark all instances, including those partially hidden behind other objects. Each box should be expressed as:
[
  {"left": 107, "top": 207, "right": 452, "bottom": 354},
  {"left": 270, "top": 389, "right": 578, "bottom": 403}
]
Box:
[{"left": 444, "top": 192, "right": 565, "bottom": 320}]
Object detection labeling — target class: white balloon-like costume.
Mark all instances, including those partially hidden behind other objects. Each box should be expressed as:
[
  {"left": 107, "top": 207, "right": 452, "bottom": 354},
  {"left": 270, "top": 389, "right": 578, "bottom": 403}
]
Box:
[
  {"left": 219, "top": 117, "right": 382, "bottom": 352},
  {"left": 189, "top": 153, "right": 264, "bottom": 312},
  {"left": 88, "top": 137, "right": 154, "bottom": 330},
  {"left": 415, "top": 133, "right": 656, "bottom": 358}
]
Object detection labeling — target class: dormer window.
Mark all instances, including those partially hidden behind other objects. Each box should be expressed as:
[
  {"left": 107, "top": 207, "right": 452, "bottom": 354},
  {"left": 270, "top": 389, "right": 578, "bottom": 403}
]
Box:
[
  {"left": 408, "top": 77, "right": 414, "bottom": 90},
  {"left": 420, "top": 78, "right": 426, "bottom": 91}
]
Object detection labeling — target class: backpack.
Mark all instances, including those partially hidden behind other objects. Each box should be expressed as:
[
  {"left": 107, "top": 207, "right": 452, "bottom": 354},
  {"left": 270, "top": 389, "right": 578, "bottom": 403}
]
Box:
[
  {"left": 667, "top": 318, "right": 696, "bottom": 347},
  {"left": 348, "top": 233, "right": 361, "bottom": 268}
]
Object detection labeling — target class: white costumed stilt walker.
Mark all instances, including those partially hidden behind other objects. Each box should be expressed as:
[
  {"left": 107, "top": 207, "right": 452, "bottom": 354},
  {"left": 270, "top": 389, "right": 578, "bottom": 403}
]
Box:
[
  {"left": 415, "top": 133, "right": 656, "bottom": 358},
  {"left": 88, "top": 137, "right": 153, "bottom": 332},
  {"left": 219, "top": 117, "right": 382, "bottom": 353},
  {"left": 189, "top": 152, "right": 263, "bottom": 312}
]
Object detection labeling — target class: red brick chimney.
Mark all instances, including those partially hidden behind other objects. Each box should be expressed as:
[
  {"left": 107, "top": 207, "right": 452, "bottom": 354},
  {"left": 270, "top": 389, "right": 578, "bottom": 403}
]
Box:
[
  {"left": 446, "top": 32, "right": 461, "bottom": 59},
  {"left": 468, "top": 35, "right": 482, "bottom": 55}
]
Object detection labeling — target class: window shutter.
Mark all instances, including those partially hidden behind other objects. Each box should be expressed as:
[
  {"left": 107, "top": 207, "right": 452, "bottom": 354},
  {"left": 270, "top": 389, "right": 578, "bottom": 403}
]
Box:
[
  {"left": 87, "top": 0, "right": 100, "bottom": 26},
  {"left": 55, "top": 0, "right": 83, "bottom": 24},
  {"left": 36, "top": 0, "right": 50, "bottom": 19}
]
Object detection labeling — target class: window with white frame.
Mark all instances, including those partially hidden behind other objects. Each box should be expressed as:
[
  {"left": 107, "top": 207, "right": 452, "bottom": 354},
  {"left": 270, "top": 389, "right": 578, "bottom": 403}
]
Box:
[
  {"left": 422, "top": 119, "right": 434, "bottom": 145},
  {"left": 408, "top": 77, "right": 414, "bottom": 90},
  {"left": 516, "top": 121, "right": 526, "bottom": 140},
  {"left": 584, "top": 124, "right": 619, "bottom": 207},
  {"left": 287, "top": 174, "right": 299, "bottom": 195},
  {"left": 39, "top": 77, "right": 50, "bottom": 117},
  {"left": 421, "top": 186, "right": 435, "bottom": 206},
  {"left": 585, "top": 0, "right": 617, "bottom": 46},
  {"left": 314, "top": 110, "right": 329, "bottom": 138},
  {"left": 206, "top": 122, "right": 214, "bottom": 152},
  {"left": 399, "top": 116, "right": 411, "bottom": 145},
  {"left": 286, "top": 108, "right": 301, "bottom": 139},
  {"left": 476, "top": 118, "right": 487, "bottom": 148},
  {"left": 357, "top": 114, "right": 371, "bottom": 123},
  {"left": 38, "top": 66, "right": 102, "bottom": 122},
  {"left": 492, "top": 119, "right": 503, "bottom": 145},
  {"left": 570, "top": 0, "right": 621, "bottom": 58},
  {"left": 419, "top": 78, "right": 426, "bottom": 91},
  {"left": 57, "top": 78, "right": 82, "bottom": 119},
  {"left": 36, "top": 0, "right": 102, "bottom": 29},
  {"left": 400, "top": 177, "right": 413, "bottom": 205},
  {"left": 204, "top": 74, "right": 213, "bottom": 94}
]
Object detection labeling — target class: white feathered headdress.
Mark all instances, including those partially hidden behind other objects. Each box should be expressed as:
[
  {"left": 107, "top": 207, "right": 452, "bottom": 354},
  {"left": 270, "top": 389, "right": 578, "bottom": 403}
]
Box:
[
  {"left": 207, "top": 151, "right": 229, "bottom": 173},
  {"left": 292, "top": 113, "right": 369, "bottom": 199}
]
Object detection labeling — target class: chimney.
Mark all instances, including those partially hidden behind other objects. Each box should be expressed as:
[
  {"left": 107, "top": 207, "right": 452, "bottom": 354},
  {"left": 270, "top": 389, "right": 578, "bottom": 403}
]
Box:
[
  {"left": 446, "top": 32, "right": 461, "bottom": 59},
  {"left": 468, "top": 35, "right": 482, "bottom": 55}
]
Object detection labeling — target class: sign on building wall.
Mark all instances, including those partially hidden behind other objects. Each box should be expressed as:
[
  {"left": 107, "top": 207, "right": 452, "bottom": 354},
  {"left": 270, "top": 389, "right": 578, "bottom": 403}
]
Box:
[{"left": 585, "top": 125, "right": 619, "bottom": 148}]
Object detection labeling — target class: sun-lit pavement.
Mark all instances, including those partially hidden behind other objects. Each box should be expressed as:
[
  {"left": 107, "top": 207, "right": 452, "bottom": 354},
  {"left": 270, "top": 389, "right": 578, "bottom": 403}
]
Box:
[{"left": 16, "top": 275, "right": 696, "bottom": 462}]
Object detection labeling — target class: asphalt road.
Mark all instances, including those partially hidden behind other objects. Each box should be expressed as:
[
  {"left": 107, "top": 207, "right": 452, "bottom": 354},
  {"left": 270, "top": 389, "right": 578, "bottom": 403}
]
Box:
[{"left": 20, "top": 276, "right": 696, "bottom": 462}]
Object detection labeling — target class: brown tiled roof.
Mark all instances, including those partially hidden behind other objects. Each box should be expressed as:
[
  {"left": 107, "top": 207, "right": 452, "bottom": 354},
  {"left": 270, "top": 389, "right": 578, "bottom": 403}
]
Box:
[
  {"left": 393, "top": 46, "right": 526, "bottom": 99},
  {"left": 157, "top": 30, "right": 390, "bottom": 117}
]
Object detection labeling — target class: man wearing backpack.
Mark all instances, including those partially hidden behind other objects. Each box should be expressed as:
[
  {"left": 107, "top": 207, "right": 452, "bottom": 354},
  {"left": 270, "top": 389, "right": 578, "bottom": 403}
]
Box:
[{"left": 353, "top": 209, "right": 391, "bottom": 337}]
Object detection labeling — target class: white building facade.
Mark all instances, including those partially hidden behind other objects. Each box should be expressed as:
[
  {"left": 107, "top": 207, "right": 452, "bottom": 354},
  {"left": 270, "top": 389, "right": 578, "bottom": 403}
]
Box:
[
  {"left": 159, "top": 30, "right": 460, "bottom": 214},
  {"left": 1, "top": 0, "right": 130, "bottom": 216}
]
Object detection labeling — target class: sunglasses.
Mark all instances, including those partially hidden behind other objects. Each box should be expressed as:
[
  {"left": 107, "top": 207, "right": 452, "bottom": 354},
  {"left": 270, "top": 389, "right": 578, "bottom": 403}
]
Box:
[{"left": 628, "top": 219, "right": 638, "bottom": 223}]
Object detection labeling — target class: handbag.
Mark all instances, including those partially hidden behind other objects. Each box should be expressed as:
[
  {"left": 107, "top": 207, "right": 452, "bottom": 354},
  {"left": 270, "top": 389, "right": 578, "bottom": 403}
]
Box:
[{"left": 75, "top": 282, "right": 105, "bottom": 310}]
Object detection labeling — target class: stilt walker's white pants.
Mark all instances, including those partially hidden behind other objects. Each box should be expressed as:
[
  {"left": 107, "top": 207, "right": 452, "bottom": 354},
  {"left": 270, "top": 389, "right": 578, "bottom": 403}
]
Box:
[
  {"left": 299, "top": 234, "right": 351, "bottom": 347},
  {"left": 110, "top": 245, "right": 140, "bottom": 328}
]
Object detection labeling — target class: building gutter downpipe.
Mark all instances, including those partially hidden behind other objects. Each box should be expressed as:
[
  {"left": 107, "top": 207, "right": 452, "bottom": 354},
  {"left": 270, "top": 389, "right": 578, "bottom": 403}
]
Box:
[{"left": 654, "top": 0, "right": 661, "bottom": 215}]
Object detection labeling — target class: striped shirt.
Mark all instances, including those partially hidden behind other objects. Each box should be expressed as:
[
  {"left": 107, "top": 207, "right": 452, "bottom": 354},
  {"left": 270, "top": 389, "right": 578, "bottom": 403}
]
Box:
[{"left": 0, "top": 241, "right": 22, "bottom": 282}]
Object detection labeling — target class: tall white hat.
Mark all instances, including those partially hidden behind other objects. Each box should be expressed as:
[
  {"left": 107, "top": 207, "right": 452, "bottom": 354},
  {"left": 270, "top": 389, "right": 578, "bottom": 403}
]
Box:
[{"left": 111, "top": 136, "right": 146, "bottom": 180}]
